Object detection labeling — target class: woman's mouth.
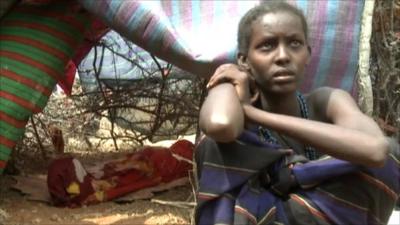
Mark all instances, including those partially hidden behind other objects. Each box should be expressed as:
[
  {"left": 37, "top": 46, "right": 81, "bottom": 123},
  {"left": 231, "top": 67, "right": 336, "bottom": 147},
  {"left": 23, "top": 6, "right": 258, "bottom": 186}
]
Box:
[
  {"left": 273, "top": 75, "right": 295, "bottom": 83},
  {"left": 272, "top": 71, "right": 295, "bottom": 83}
]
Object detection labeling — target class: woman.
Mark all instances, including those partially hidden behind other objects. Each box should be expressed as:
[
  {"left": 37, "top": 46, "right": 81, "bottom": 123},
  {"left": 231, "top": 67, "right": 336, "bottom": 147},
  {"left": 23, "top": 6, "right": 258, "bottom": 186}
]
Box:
[{"left": 195, "top": 2, "right": 398, "bottom": 225}]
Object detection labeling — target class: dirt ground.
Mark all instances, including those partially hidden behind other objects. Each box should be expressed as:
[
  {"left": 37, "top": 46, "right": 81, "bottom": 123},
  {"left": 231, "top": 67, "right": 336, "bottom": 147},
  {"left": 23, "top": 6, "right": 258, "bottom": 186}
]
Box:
[
  {"left": 0, "top": 149, "right": 194, "bottom": 225},
  {"left": 0, "top": 180, "right": 192, "bottom": 225}
]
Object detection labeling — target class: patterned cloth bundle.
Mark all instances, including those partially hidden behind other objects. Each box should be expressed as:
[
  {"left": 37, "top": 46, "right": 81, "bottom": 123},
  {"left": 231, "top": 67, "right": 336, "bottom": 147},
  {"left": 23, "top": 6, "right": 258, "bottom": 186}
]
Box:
[{"left": 195, "top": 131, "right": 400, "bottom": 225}]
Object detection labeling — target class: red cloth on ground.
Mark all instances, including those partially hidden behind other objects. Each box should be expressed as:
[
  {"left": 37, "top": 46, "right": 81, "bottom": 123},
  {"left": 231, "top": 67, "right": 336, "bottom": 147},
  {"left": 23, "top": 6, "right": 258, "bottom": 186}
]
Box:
[
  {"left": 47, "top": 139, "right": 194, "bottom": 207},
  {"left": 47, "top": 157, "right": 95, "bottom": 207}
]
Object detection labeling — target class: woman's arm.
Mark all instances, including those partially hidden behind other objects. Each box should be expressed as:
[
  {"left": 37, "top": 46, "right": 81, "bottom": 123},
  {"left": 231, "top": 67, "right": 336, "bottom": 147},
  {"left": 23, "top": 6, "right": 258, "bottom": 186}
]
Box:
[
  {"left": 243, "top": 88, "right": 389, "bottom": 167},
  {"left": 199, "top": 64, "right": 254, "bottom": 142},
  {"left": 199, "top": 83, "right": 245, "bottom": 142}
]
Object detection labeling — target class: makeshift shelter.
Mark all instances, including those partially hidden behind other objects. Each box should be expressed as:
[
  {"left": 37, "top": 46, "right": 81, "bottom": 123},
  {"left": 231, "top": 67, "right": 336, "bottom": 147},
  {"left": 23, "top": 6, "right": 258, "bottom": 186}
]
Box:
[
  {"left": 0, "top": 0, "right": 395, "bottom": 176},
  {"left": 2, "top": 1, "right": 400, "bottom": 224}
]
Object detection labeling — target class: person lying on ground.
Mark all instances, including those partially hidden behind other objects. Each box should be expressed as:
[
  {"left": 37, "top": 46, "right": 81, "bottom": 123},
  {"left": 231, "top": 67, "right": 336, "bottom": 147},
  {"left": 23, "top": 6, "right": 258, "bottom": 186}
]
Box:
[{"left": 47, "top": 139, "right": 194, "bottom": 207}]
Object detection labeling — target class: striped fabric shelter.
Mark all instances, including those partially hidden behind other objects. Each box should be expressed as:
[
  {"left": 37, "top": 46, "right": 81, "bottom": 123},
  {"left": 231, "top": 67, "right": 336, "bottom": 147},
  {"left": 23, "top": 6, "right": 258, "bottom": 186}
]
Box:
[
  {"left": 78, "top": 0, "right": 364, "bottom": 92},
  {"left": 0, "top": 0, "right": 366, "bottom": 174},
  {"left": 0, "top": 1, "right": 91, "bottom": 174}
]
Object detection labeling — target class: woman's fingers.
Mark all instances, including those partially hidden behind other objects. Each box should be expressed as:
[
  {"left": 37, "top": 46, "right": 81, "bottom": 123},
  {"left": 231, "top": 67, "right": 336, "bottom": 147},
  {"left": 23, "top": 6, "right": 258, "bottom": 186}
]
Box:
[
  {"left": 207, "top": 69, "right": 234, "bottom": 89},
  {"left": 207, "top": 64, "right": 245, "bottom": 89},
  {"left": 206, "top": 64, "right": 254, "bottom": 105},
  {"left": 207, "top": 73, "right": 226, "bottom": 89}
]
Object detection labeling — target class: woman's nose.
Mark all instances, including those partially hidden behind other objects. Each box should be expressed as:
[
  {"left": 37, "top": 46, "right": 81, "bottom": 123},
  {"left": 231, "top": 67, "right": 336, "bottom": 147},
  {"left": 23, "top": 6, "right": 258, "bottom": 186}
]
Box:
[{"left": 275, "top": 45, "right": 290, "bottom": 65}]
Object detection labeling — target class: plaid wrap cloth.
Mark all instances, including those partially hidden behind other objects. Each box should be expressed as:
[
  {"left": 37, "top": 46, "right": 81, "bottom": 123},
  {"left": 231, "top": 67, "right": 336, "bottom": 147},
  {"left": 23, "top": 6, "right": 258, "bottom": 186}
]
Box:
[{"left": 195, "top": 130, "right": 400, "bottom": 225}]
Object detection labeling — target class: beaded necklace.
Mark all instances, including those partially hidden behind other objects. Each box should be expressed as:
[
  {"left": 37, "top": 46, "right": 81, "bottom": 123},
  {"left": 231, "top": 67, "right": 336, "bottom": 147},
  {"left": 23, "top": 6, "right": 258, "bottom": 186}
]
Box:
[{"left": 258, "top": 92, "right": 318, "bottom": 160}]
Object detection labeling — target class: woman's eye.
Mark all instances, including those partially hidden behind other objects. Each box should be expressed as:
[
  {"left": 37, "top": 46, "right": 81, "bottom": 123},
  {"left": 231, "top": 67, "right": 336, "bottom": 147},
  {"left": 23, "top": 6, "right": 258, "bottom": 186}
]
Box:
[
  {"left": 290, "top": 40, "right": 302, "bottom": 48},
  {"left": 263, "top": 44, "right": 273, "bottom": 50},
  {"left": 261, "top": 41, "right": 275, "bottom": 51}
]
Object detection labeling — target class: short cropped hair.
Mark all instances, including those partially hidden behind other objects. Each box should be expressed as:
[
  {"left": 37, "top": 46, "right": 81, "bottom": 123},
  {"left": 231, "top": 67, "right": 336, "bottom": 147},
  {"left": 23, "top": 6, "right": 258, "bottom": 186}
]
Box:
[{"left": 237, "top": 1, "right": 309, "bottom": 54}]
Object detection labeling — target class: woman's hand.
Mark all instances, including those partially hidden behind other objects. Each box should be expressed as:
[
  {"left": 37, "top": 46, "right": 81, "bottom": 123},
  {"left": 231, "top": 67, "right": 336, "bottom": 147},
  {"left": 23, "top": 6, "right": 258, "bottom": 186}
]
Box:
[{"left": 207, "top": 64, "right": 256, "bottom": 104}]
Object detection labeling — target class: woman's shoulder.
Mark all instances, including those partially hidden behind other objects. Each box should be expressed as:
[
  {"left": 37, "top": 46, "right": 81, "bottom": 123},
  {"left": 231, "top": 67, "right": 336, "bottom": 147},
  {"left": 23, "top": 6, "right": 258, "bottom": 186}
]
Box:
[
  {"left": 306, "top": 86, "right": 337, "bottom": 97},
  {"left": 305, "top": 87, "right": 355, "bottom": 122},
  {"left": 307, "top": 87, "right": 357, "bottom": 106}
]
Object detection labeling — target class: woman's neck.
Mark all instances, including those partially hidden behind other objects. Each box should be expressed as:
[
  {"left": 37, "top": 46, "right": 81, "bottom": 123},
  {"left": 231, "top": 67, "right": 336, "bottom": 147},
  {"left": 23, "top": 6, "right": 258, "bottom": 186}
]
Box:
[{"left": 259, "top": 91, "right": 300, "bottom": 117}]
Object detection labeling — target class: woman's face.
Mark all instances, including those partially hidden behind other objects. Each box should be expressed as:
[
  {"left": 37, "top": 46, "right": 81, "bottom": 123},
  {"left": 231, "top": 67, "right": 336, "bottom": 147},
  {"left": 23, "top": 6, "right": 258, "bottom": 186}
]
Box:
[{"left": 239, "top": 11, "right": 310, "bottom": 95}]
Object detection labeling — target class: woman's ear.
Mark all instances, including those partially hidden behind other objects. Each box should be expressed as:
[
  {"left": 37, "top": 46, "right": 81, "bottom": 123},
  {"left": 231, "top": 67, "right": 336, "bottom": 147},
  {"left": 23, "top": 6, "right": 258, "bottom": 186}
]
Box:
[
  {"left": 306, "top": 45, "right": 312, "bottom": 65},
  {"left": 250, "top": 87, "right": 260, "bottom": 105},
  {"left": 237, "top": 52, "right": 250, "bottom": 70},
  {"left": 248, "top": 76, "right": 259, "bottom": 104}
]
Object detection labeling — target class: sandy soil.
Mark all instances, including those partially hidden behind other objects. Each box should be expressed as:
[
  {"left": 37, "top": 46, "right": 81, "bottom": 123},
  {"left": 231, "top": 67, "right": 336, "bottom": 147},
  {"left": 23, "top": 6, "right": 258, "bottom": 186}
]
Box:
[{"left": 0, "top": 176, "right": 193, "bottom": 225}]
